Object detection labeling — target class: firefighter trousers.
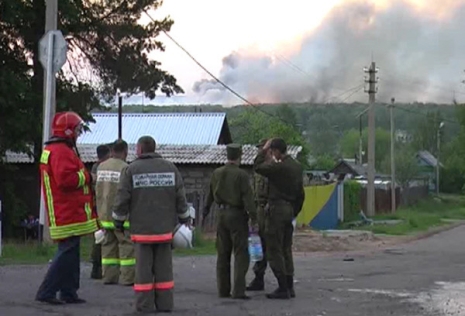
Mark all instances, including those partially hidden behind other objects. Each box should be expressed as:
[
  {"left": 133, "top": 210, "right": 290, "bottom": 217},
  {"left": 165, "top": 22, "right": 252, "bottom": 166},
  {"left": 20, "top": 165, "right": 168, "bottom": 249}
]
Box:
[
  {"left": 134, "top": 243, "right": 174, "bottom": 313},
  {"left": 101, "top": 229, "right": 135, "bottom": 285}
]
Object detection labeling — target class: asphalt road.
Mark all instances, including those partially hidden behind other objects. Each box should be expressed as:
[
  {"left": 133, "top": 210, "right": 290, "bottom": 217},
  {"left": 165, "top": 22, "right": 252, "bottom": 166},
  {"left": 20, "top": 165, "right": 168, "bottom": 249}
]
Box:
[{"left": 2, "top": 226, "right": 465, "bottom": 316}]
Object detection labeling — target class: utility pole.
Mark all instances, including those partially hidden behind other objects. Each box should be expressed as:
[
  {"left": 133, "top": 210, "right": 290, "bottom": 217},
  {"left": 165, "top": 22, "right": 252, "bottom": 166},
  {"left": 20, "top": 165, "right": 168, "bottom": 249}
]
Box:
[
  {"left": 364, "top": 62, "right": 378, "bottom": 216},
  {"left": 390, "top": 98, "right": 396, "bottom": 214},
  {"left": 118, "top": 90, "right": 123, "bottom": 140},
  {"left": 39, "top": 0, "right": 58, "bottom": 244},
  {"left": 436, "top": 121, "right": 444, "bottom": 195},
  {"left": 355, "top": 107, "right": 369, "bottom": 165}
]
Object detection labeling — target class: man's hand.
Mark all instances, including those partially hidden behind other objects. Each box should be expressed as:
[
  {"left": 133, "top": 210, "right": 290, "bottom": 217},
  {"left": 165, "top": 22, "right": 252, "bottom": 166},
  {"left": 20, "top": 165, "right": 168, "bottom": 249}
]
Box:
[
  {"left": 113, "top": 219, "right": 124, "bottom": 232},
  {"left": 249, "top": 219, "right": 258, "bottom": 233},
  {"left": 263, "top": 138, "right": 273, "bottom": 151}
]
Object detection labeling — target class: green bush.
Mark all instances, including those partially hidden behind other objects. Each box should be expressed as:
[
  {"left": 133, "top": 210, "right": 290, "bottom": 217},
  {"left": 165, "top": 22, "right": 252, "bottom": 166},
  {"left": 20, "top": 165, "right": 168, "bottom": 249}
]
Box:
[{"left": 343, "top": 180, "right": 362, "bottom": 222}]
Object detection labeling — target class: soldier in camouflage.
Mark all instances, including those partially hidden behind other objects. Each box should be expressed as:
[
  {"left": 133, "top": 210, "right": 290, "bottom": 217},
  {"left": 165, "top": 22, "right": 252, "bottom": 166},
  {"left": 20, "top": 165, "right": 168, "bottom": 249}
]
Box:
[
  {"left": 204, "top": 144, "right": 257, "bottom": 300},
  {"left": 247, "top": 138, "right": 269, "bottom": 292}
]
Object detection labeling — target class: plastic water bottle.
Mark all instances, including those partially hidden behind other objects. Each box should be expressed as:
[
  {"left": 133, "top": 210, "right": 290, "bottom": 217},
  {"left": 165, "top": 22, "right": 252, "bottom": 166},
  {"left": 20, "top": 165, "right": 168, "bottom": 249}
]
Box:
[{"left": 248, "top": 231, "right": 263, "bottom": 262}]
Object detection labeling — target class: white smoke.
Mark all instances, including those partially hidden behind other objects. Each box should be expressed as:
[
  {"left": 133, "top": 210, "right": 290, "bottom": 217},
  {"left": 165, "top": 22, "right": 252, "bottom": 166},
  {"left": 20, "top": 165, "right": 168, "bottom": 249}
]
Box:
[{"left": 192, "top": 0, "right": 465, "bottom": 105}]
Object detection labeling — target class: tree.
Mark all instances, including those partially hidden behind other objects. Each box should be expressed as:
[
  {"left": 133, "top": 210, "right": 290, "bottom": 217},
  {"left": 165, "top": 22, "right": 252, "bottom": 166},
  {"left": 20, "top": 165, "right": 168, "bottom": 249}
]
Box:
[
  {"left": 381, "top": 147, "right": 419, "bottom": 188},
  {"left": 229, "top": 108, "right": 310, "bottom": 167},
  {"left": 1, "top": 0, "right": 182, "bottom": 161},
  {"left": 412, "top": 111, "right": 444, "bottom": 156},
  {"left": 338, "top": 128, "right": 390, "bottom": 169}
]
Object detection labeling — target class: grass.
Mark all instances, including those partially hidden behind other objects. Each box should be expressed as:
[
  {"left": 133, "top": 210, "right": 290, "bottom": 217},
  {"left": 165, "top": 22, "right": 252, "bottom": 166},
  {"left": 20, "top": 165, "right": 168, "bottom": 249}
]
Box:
[
  {"left": 341, "top": 194, "right": 465, "bottom": 235},
  {"left": 0, "top": 230, "right": 216, "bottom": 266}
]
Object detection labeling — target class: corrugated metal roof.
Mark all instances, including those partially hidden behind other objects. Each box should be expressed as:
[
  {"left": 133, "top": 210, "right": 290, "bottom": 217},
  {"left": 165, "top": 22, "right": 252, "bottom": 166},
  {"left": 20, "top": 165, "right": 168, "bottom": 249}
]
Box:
[
  {"left": 78, "top": 112, "right": 228, "bottom": 145},
  {"left": 4, "top": 145, "right": 303, "bottom": 166},
  {"left": 417, "top": 150, "right": 438, "bottom": 167}
]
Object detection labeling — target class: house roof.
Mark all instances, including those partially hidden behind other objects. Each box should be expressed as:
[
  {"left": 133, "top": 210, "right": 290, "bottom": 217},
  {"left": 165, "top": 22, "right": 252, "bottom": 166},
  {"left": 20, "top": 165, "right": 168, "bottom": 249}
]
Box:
[
  {"left": 417, "top": 150, "right": 439, "bottom": 167},
  {"left": 78, "top": 112, "right": 232, "bottom": 145},
  {"left": 330, "top": 159, "right": 367, "bottom": 176},
  {"left": 4, "top": 144, "right": 303, "bottom": 166}
]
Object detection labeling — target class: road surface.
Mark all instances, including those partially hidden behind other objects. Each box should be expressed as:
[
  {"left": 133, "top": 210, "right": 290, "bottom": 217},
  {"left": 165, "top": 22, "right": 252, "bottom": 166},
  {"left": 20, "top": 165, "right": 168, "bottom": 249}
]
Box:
[{"left": 1, "top": 225, "right": 465, "bottom": 316}]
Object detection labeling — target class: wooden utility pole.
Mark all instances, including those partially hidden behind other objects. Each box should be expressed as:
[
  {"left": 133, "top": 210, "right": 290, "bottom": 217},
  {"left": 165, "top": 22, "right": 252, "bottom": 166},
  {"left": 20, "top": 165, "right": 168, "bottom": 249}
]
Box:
[
  {"left": 364, "top": 62, "right": 378, "bottom": 216},
  {"left": 118, "top": 92, "right": 123, "bottom": 140},
  {"left": 390, "top": 98, "right": 396, "bottom": 213},
  {"left": 39, "top": 0, "right": 58, "bottom": 244}
]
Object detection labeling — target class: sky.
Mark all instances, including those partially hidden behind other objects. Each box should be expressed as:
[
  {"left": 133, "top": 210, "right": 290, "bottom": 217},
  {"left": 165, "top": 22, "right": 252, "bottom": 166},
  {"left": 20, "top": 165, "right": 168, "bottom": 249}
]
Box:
[{"left": 123, "top": 0, "right": 465, "bottom": 106}]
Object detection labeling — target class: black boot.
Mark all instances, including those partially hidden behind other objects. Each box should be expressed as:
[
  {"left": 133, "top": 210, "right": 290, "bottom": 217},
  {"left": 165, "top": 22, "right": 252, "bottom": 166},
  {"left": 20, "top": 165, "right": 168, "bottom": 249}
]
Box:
[
  {"left": 287, "top": 276, "right": 295, "bottom": 298},
  {"left": 246, "top": 275, "right": 264, "bottom": 291},
  {"left": 266, "top": 276, "right": 290, "bottom": 299}
]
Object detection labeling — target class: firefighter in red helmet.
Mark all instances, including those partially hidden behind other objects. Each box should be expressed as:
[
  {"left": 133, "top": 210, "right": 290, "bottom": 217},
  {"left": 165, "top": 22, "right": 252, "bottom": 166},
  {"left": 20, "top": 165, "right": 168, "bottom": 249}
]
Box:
[{"left": 36, "top": 111, "right": 99, "bottom": 305}]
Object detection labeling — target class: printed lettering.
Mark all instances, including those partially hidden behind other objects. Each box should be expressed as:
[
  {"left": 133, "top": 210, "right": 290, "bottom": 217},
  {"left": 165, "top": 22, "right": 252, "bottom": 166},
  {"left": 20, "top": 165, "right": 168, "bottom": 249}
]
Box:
[
  {"left": 132, "top": 172, "right": 176, "bottom": 188},
  {"left": 97, "top": 170, "right": 121, "bottom": 183}
]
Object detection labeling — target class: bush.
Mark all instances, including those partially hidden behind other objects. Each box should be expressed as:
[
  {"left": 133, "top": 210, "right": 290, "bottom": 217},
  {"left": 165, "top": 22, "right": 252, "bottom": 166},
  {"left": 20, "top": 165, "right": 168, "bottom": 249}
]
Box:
[{"left": 344, "top": 180, "right": 362, "bottom": 222}]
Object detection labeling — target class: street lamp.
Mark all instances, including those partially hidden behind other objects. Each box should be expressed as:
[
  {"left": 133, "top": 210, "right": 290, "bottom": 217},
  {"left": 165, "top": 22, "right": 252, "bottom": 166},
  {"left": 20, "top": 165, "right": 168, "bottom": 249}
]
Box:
[{"left": 436, "top": 121, "right": 444, "bottom": 195}]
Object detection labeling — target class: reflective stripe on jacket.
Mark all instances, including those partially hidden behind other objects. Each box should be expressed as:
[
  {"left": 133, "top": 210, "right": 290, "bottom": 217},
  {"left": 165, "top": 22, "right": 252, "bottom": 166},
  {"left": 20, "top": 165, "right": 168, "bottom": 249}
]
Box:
[{"left": 40, "top": 142, "right": 98, "bottom": 240}]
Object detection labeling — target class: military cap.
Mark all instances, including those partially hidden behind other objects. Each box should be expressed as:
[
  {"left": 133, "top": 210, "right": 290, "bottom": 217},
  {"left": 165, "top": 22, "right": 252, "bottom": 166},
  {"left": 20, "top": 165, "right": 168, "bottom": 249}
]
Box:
[
  {"left": 226, "top": 143, "right": 242, "bottom": 160},
  {"left": 256, "top": 138, "right": 268, "bottom": 148}
]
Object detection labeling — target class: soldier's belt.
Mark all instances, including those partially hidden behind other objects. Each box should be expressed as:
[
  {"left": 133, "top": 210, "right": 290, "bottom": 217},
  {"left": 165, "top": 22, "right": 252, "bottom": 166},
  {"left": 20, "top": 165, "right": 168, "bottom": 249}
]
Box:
[{"left": 218, "top": 204, "right": 242, "bottom": 210}]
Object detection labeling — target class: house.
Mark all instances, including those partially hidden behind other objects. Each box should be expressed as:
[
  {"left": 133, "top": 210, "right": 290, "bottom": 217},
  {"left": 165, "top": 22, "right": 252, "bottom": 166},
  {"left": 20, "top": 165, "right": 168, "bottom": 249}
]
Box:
[
  {"left": 329, "top": 158, "right": 368, "bottom": 180},
  {"left": 4, "top": 112, "right": 302, "bottom": 220},
  {"left": 79, "top": 112, "right": 233, "bottom": 145},
  {"left": 416, "top": 150, "right": 440, "bottom": 192}
]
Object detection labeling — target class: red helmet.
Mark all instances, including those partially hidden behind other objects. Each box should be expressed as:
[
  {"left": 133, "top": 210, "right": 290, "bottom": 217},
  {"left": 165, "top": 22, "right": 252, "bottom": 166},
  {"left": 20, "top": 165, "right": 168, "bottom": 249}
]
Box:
[{"left": 52, "top": 111, "right": 84, "bottom": 140}]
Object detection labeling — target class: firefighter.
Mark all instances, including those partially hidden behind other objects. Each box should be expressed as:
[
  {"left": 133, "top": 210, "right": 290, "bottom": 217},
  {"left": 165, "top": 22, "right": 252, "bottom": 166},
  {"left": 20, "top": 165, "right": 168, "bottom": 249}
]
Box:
[
  {"left": 253, "top": 138, "right": 305, "bottom": 299},
  {"left": 111, "top": 136, "right": 190, "bottom": 313},
  {"left": 203, "top": 144, "right": 257, "bottom": 300},
  {"left": 90, "top": 144, "right": 110, "bottom": 280},
  {"left": 35, "top": 111, "right": 99, "bottom": 305},
  {"left": 247, "top": 138, "right": 269, "bottom": 292},
  {"left": 96, "top": 139, "right": 135, "bottom": 285}
]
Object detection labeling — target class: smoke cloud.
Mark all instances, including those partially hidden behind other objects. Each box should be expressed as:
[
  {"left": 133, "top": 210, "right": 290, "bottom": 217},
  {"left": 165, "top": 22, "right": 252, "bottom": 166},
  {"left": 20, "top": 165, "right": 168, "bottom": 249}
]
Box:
[{"left": 192, "top": 0, "right": 465, "bottom": 105}]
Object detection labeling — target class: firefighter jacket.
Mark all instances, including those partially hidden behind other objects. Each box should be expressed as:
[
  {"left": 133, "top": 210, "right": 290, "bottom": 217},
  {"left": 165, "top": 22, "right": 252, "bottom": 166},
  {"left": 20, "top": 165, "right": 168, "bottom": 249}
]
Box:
[
  {"left": 40, "top": 139, "right": 99, "bottom": 240},
  {"left": 111, "top": 152, "right": 190, "bottom": 243},
  {"left": 95, "top": 157, "right": 129, "bottom": 230}
]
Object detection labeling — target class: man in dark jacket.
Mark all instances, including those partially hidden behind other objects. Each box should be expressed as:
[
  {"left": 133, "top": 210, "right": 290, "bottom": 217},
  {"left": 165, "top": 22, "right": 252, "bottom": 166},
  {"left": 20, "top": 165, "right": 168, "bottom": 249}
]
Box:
[
  {"left": 111, "top": 136, "right": 190, "bottom": 313},
  {"left": 254, "top": 138, "right": 305, "bottom": 300},
  {"left": 90, "top": 144, "right": 110, "bottom": 280}
]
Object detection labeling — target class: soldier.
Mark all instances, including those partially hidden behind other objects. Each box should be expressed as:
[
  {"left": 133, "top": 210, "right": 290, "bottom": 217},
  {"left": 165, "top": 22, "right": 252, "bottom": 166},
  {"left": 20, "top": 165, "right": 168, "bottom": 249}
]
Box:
[
  {"left": 253, "top": 138, "right": 305, "bottom": 299},
  {"left": 111, "top": 136, "right": 190, "bottom": 313},
  {"left": 203, "top": 144, "right": 257, "bottom": 300},
  {"left": 246, "top": 139, "right": 269, "bottom": 292},
  {"left": 96, "top": 139, "right": 135, "bottom": 285},
  {"left": 90, "top": 144, "right": 110, "bottom": 280}
]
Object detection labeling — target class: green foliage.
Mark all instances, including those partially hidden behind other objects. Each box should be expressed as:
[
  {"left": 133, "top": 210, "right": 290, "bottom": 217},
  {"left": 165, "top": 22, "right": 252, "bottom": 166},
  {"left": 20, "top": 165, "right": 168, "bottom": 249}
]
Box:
[
  {"left": 411, "top": 111, "right": 444, "bottom": 156},
  {"left": 343, "top": 180, "right": 362, "bottom": 222},
  {"left": 0, "top": 0, "right": 181, "bottom": 161},
  {"left": 230, "top": 107, "right": 310, "bottom": 167},
  {"left": 348, "top": 196, "right": 465, "bottom": 235},
  {"left": 380, "top": 145, "right": 420, "bottom": 188},
  {"left": 339, "top": 127, "right": 390, "bottom": 169},
  {"left": 310, "top": 154, "right": 336, "bottom": 171}
]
